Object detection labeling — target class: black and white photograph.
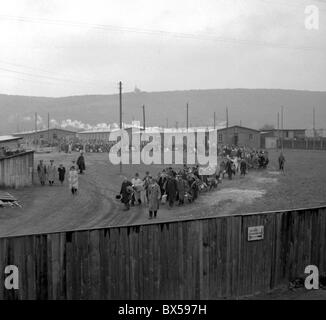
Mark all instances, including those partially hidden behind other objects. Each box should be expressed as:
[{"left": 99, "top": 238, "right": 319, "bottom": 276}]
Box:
[{"left": 0, "top": 0, "right": 325, "bottom": 305}]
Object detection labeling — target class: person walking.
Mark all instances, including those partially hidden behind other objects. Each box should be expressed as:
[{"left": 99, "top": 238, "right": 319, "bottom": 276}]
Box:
[
  {"left": 148, "top": 177, "right": 161, "bottom": 219},
  {"left": 225, "top": 158, "right": 233, "bottom": 180},
  {"left": 165, "top": 174, "right": 178, "bottom": 209},
  {"left": 279, "top": 152, "right": 286, "bottom": 173},
  {"left": 47, "top": 160, "right": 56, "bottom": 186},
  {"left": 58, "top": 164, "right": 66, "bottom": 184},
  {"left": 158, "top": 169, "right": 168, "bottom": 197},
  {"left": 69, "top": 165, "right": 79, "bottom": 195},
  {"left": 131, "top": 173, "right": 144, "bottom": 205},
  {"left": 190, "top": 177, "right": 199, "bottom": 201},
  {"left": 143, "top": 171, "right": 151, "bottom": 204},
  {"left": 240, "top": 158, "right": 247, "bottom": 177},
  {"left": 77, "top": 151, "right": 86, "bottom": 174},
  {"left": 120, "top": 177, "right": 133, "bottom": 211},
  {"left": 37, "top": 160, "right": 47, "bottom": 186},
  {"left": 176, "top": 175, "right": 186, "bottom": 206}
]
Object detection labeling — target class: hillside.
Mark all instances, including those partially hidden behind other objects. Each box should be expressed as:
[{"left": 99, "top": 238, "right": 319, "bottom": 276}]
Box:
[{"left": 1, "top": 89, "right": 325, "bottom": 134}]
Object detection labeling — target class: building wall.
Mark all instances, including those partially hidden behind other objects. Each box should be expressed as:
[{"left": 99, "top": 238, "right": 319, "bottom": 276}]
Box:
[
  {"left": 16, "top": 129, "right": 76, "bottom": 146},
  {"left": 78, "top": 131, "right": 112, "bottom": 142},
  {"left": 306, "top": 129, "right": 326, "bottom": 138},
  {"left": 78, "top": 128, "right": 134, "bottom": 145},
  {"left": 289, "top": 130, "right": 306, "bottom": 139},
  {"left": 265, "top": 137, "right": 278, "bottom": 149},
  {"left": 0, "top": 151, "right": 34, "bottom": 188},
  {"left": 263, "top": 130, "right": 306, "bottom": 140},
  {"left": 217, "top": 127, "right": 260, "bottom": 149},
  {"left": 0, "top": 140, "right": 21, "bottom": 150}
]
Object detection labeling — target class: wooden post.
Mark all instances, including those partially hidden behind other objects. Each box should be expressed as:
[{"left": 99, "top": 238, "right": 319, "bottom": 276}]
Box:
[
  {"left": 186, "top": 103, "right": 189, "bottom": 131},
  {"left": 277, "top": 112, "right": 280, "bottom": 151},
  {"left": 281, "top": 106, "right": 284, "bottom": 152},
  {"left": 142, "top": 105, "right": 146, "bottom": 131},
  {"left": 119, "top": 81, "right": 122, "bottom": 173},
  {"left": 47, "top": 113, "right": 50, "bottom": 144}
]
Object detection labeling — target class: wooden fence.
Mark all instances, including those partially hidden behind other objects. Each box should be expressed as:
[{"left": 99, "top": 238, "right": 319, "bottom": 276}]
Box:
[
  {"left": 0, "top": 151, "right": 34, "bottom": 188},
  {"left": 0, "top": 206, "right": 325, "bottom": 300}
]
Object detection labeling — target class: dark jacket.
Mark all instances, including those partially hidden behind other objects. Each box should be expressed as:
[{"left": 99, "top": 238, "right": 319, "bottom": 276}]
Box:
[
  {"left": 120, "top": 180, "right": 133, "bottom": 204},
  {"left": 165, "top": 177, "right": 177, "bottom": 200},
  {"left": 77, "top": 155, "right": 86, "bottom": 170},
  {"left": 58, "top": 167, "right": 66, "bottom": 181}
]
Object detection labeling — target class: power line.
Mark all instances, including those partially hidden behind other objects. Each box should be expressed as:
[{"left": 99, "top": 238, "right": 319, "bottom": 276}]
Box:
[
  {"left": 186, "top": 103, "right": 189, "bottom": 131},
  {"left": 142, "top": 105, "right": 146, "bottom": 131},
  {"left": 0, "top": 59, "right": 71, "bottom": 78},
  {"left": 0, "top": 65, "right": 96, "bottom": 86},
  {"left": 119, "top": 81, "right": 122, "bottom": 174},
  {"left": 259, "top": 0, "right": 326, "bottom": 11},
  {"left": 0, "top": 14, "right": 323, "bottom": 52},
  {"left": 0, "top": 59, "right": 96, "bottom": 85}
]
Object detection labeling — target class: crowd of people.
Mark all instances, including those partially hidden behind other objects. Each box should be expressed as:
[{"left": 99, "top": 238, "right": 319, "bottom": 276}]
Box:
[
  {"left": 58, "top": 139, "right": 116, "bottom": 154},
  {"left": 36, "top": 151, "right": 86, "bottom": 195},
  {"left": 36, "top": 141, "right": 287, "bottom": 217},
  {"left": 118, "top": 145, "right": 284, "bottom": 219}
]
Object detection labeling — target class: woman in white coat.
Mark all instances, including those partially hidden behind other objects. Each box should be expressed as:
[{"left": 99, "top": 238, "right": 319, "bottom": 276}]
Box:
[{"left": 69, "top": 165, "right": 79, "bottom": 195}]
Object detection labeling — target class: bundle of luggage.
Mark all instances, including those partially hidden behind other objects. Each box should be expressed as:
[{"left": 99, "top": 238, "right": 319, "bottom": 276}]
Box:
[{"left": 0, "top": 192, "right": 22, "bottom": 208}]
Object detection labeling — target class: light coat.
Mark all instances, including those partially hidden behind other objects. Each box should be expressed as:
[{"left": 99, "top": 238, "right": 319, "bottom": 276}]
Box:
[
  {"left": 47, "top": 164, "right": 56, "bottom": 181},
  {"left": 69, "top": 168, "right": 79, "bottom": 190},
  {"left": 148, "top": 183, "right": 161, "bottom": 212}
]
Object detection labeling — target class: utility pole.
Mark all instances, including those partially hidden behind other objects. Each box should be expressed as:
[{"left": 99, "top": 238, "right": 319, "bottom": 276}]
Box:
[
  {"left": 16, "top": 115, "right": 20, "bottom": 132},
  {"left": 186, "top": 103, "right": 189, "bottom": 131},
  {"left": 47, "top": 113, "right": 50, "bottom": 144},
  {"left": 35, "top": 112, "right": 38, "bottom": 133},
  {"left": 226, "top": 106, "right": 229, "bottom": 128},
  {"left": 313, "top": 107, "right": 316, "bottom": 150},
  {"left": 142, "top": 104, "right": 146, "bottom": 131},
  {"left": 119, "top": 81, "right": 122, "bottom": 130},
  {"left": 281, "top": 106, "right": 284, "bottom": 151},
  {"left": 119, "top": 81, "right": 122, "bottom": 173},
  {"left": 277, "top": 112, "right": 280, "bottom": 151}
]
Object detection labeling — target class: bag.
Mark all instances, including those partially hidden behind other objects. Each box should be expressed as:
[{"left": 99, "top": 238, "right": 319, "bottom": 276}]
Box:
[{"left": 161, "top": 194, "right": 167, "bottom": 204}]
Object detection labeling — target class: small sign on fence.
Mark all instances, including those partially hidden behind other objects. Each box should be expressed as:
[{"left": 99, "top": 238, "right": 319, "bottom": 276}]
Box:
[{"left": 248, "top": 226, "right": 264, "bottom": 241}]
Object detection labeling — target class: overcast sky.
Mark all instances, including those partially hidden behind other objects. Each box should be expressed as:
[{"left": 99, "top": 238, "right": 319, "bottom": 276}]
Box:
[{"left": 0, "top": 0, "right": 325, "bottom": 96}]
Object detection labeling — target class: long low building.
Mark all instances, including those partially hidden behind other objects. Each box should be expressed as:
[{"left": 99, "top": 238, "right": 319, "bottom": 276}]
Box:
[
  {"left": 78, "top": 126, "right": 218, "bottom": 146},
  {"left": 12, "top": 128, "right": 77, "bottom": 147},
  {"left": 216, "top": 125, "right": 261, "bottom": 149},
  {"left": 0, "top": 135, "right": 23, "bottom": 153},
  {"left": 78, "top": 125, "right": 262, "bottom": 149},
  {"left": 261, "top": 128, "right": 307, "bottom": 140},
  {"left": 260, "top": 128, "right": 308, "bottom": 149}
]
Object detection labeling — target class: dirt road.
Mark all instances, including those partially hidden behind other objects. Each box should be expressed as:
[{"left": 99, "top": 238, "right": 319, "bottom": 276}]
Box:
[{"left": 1, "top": 149, "right": 326, "bottom": 237}]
